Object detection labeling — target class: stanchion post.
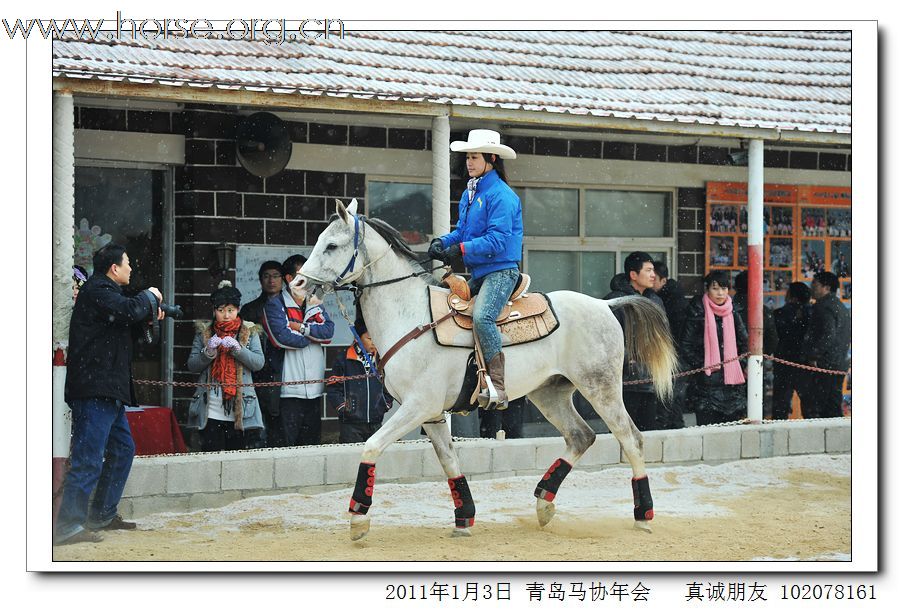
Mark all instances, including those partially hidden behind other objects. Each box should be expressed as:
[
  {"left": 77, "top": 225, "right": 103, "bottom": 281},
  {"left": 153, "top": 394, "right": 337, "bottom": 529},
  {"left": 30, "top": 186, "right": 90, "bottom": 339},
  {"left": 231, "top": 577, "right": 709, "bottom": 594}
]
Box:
[
  {"left": 52, "top": 91, "right": 76, "bottom": 527},
  {"left": 746, "top": 139, "right": 764, "bottom": 422}
]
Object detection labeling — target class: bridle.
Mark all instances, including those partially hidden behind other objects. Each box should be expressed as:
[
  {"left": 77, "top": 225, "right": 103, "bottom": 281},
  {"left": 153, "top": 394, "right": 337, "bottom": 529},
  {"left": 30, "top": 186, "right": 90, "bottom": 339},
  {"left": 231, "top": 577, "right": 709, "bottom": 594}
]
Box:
[
  {"left": 300, "top": 213, "right": 451, "bottom": 375},
  {"left": 301, "top": 213, "right": 445, "bottom": 299}
]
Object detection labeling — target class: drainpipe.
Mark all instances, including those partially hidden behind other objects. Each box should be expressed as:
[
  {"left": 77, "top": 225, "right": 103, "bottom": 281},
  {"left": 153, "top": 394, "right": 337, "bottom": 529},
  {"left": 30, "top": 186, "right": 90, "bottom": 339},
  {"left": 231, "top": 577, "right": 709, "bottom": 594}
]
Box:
[
  {"left": 746, "top": 139, "right": 764, "bottom": 422},
  {"left": 431, "top": 113, "right": 458, "bottom": 435},
  {"left": 52, "top": 91, "right": 76, "bottom": 527},
  {"left": 431, "top": 112, "right": 451, "bottom": 282}
]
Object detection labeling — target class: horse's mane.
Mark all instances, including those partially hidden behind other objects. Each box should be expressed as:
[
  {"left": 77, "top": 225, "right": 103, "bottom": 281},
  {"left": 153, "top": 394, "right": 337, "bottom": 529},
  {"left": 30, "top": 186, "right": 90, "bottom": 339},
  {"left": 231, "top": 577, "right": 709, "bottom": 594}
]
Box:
[{"left": 329, "top": 213, "right": 439, "bottom": 285}]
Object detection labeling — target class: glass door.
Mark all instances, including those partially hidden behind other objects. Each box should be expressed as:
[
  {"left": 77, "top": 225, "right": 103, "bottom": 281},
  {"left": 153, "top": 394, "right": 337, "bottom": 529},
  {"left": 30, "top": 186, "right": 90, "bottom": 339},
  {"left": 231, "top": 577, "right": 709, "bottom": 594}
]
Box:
[{"left": 73, "top": 165, "right": 173, "bottom": 407}]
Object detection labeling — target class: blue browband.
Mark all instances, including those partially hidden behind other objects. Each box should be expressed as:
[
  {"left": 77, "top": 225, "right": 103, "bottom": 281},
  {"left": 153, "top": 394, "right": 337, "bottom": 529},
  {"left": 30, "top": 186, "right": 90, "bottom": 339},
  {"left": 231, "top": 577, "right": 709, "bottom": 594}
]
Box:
[{"left": 335, "top": 214, "right": 364, "bottom": 286}]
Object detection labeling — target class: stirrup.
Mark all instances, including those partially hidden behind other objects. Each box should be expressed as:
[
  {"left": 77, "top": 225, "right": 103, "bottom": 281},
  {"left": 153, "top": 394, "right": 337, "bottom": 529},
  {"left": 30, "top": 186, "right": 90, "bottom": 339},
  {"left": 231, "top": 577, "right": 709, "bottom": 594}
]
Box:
[{"left": 478, "top": 378, "right": 507, "bottom": 410}]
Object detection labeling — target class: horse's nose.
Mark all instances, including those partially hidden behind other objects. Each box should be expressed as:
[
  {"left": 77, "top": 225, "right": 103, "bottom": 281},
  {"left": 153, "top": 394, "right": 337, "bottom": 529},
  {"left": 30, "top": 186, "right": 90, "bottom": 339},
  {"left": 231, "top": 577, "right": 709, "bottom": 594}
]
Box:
[{"left": 291, "top": 275, "right": 307, "bottom": 290}]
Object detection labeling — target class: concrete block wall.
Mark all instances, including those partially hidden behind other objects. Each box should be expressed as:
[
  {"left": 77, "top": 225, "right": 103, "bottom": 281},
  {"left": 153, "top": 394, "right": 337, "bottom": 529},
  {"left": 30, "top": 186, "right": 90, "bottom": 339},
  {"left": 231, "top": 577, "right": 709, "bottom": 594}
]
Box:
[{"left": 118, "top": 417, "right": 852, "bottom": 518}]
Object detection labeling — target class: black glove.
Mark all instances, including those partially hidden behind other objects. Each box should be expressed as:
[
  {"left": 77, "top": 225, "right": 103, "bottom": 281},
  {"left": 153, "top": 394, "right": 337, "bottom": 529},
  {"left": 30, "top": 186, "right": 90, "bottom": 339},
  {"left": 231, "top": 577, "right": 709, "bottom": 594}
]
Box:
[
  {"left": 442, "top": 244, "right": 463, "bottom": 264},
  {"left": 428, "top": 238, "right": 445, "bottom": 261}
]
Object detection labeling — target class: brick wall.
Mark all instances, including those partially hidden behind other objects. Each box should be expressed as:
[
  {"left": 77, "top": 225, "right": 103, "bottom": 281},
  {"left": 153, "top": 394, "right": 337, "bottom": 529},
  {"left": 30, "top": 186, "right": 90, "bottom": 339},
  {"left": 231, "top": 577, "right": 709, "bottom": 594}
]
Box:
[{"left": 73, "top": 102, "right": 850, "bottom": 421}]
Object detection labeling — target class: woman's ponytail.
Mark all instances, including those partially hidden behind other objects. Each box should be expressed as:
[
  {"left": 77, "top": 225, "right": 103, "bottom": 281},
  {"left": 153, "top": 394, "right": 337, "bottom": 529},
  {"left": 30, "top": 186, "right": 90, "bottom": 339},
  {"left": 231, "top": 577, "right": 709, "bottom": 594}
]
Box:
[{"left": 483, "top": 153, "right": 509, "bottom": 183}]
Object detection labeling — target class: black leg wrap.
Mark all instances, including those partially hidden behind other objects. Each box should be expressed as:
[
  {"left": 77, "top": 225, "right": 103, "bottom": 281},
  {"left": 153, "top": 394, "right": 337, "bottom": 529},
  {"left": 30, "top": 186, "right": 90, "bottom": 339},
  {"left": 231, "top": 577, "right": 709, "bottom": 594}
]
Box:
[
  {"left": 349, "top": 462, "right": 375, "bottom": 515},
  {"left": 632, "top": 476, "right": 654, "bottom": 521},
  {"left": 448, "top": 475, "right": 476, "bottom": 528},
  {"left": 533, "top": 458, "right": 573, "bottom": 502}
]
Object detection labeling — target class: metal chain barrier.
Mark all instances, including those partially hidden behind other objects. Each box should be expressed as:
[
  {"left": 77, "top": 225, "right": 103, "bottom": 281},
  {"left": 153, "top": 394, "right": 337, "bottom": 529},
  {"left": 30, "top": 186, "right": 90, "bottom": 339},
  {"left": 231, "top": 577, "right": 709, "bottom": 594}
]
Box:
[
  {"left": 133, "top": 372, "right": 378, "bottom": 390},
  {"left": 134, "top": 354, "right": 849, "bottom": 389},
  {"left": 762, "top": 354, "right": 850, "bottom": 376},
  {"left": 623, "top": 352, "right": 849, "bottom": 385},
  {"left": 623, "top": 352, "right": 751, "bottom": 385}
]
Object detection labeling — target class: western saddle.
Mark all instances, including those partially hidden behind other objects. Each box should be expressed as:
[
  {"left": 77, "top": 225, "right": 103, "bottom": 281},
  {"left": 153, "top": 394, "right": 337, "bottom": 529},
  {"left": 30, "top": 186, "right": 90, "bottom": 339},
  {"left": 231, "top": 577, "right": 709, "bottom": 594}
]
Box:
[{"left": 427, "top": 272, "right": 560, "bottom": 408}]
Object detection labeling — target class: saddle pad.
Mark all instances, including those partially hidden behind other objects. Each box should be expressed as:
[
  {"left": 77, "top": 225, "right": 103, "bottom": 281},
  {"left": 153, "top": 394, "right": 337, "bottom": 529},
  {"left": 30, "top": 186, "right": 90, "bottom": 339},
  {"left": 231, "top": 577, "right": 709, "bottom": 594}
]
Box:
[{"left": 428, "top": 286, "right": 560, "bottom": 348}]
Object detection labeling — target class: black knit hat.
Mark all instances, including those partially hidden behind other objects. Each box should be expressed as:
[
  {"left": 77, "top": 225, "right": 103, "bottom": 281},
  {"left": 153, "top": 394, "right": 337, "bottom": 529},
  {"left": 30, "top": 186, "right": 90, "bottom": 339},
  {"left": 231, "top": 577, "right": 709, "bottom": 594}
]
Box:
[
  {"left": 354, "top": 317, "right": 367, "bottom": 336},
  {"left": 210, "top": 280, "right": 242, "bottom": 308}
]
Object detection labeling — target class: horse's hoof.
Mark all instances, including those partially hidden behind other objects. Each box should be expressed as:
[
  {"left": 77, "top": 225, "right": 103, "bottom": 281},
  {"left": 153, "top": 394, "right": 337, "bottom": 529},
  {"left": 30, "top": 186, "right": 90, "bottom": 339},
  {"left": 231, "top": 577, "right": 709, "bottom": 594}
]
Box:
[
  {"left": 350, "top": 514, "right": 371, "bottom": 541},
  {"left": 633, "top": 520, "right": 653, "bottom": 533},
  {"left": 451, "top": 527, "right": 472, "bottom": 538},
  {"left": 536, "top": 498, "right": 556, "bottom": 527}
]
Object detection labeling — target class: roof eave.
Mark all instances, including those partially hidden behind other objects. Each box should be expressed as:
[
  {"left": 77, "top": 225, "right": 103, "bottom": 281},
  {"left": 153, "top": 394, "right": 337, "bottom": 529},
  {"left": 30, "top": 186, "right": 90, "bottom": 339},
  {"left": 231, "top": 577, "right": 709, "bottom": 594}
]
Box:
[{"left": 53, "top": 75, "right": 851, "bottom": 147}]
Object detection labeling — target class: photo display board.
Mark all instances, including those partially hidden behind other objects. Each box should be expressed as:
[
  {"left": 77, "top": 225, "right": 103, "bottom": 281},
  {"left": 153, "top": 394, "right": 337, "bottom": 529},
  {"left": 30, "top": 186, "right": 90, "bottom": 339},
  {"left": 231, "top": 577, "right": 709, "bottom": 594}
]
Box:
[
  {"left": 705, "top": 182, "right": 852, "bottom": 309},
  {"left": 235, "top": 244, "right": 357, "bottom": 346}
]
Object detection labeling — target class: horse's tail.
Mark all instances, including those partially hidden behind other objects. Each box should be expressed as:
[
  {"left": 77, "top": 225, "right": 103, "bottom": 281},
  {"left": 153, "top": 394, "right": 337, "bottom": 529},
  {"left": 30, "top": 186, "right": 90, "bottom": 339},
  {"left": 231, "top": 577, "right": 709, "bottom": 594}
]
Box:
[{"left": 605, "top": 295, "right": 678, "bottom": 402}]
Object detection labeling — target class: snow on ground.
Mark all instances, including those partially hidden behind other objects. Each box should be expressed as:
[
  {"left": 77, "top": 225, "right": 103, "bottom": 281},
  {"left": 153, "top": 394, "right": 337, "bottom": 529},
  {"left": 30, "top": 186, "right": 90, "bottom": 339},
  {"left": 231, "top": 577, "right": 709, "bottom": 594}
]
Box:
[{"left": 137, "top": 454, "right": 850, "bottom": 535}]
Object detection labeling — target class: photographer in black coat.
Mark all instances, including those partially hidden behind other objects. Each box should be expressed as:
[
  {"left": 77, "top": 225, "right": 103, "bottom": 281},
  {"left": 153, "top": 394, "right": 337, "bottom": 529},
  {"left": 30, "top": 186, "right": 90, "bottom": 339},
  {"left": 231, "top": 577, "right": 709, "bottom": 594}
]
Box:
[
  {"left": 56, "top": 244, "right": 162, "bottom": 546},
  {"left": 801, "top": 272, "right": 852, "bottom": 418}
]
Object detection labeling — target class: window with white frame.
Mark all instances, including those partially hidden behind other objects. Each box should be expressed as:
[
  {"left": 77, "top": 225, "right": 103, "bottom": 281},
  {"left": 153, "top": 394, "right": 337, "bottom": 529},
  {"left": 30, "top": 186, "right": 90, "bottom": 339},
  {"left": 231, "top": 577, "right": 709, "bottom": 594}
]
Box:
[
  {"left": 366, "top": 179, "right": 433, "bottom": 245},
  {"left": 365, "top": 179, "right": 676, "bottom": 296},
  {"left": 516, "top": 185, "right": 675, "bottom": 297}
]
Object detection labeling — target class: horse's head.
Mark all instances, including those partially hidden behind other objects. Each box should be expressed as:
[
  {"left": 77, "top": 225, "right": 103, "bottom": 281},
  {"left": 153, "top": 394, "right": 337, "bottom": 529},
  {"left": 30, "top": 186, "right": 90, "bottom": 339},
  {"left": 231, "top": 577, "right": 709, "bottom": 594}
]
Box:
[{"left": 297, "top": 198, "right": 367, "bottom": 291}]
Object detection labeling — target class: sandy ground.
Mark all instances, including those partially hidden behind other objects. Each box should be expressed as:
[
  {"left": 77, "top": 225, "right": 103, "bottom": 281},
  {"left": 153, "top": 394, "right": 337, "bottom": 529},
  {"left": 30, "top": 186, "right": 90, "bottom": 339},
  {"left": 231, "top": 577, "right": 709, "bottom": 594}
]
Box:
[{"left": 52, "top": 454, "right": 850, "bottom": 563}]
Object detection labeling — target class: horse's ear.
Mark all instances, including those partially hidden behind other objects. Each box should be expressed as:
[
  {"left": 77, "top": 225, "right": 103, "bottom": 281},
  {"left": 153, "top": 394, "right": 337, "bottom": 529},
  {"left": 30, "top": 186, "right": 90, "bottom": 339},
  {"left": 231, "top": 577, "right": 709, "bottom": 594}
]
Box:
[
  {"left": 347, "top": 198, "right": 359, "bottom": 217},
  {"left": 335, "top": 199, "right": 348, "bottom": 223}
]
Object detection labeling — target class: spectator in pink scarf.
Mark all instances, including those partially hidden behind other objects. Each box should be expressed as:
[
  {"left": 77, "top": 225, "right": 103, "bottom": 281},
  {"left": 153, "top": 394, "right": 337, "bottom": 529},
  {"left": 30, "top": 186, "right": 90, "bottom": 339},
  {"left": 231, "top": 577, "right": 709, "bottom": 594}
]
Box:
[{"left": 678, "top": 271, "right": 749, "bottom": 425}]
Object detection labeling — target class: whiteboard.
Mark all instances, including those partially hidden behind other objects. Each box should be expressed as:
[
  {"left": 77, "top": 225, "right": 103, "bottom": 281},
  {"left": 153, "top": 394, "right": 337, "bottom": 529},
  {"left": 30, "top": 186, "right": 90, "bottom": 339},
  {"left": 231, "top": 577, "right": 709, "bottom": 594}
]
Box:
[{"left": 235, "top": 244, "right": 356, "bottom": 346}]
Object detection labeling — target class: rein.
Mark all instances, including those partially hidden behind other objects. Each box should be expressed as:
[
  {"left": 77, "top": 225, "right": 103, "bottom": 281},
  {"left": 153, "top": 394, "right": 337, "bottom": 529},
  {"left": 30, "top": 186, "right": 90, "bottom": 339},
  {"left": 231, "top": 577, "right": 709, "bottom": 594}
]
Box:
[
  {"left": 356, "top": 259, "right": 446, "bottom": 290},
  {"left": 378, "top": 309, "right": 455, "bottom": 376},
  {"left": 305, "top": 215, "right": 454, "bottom": 377},
  {"left": 303, "top": 214, "right": 445, "bottom": 294}
]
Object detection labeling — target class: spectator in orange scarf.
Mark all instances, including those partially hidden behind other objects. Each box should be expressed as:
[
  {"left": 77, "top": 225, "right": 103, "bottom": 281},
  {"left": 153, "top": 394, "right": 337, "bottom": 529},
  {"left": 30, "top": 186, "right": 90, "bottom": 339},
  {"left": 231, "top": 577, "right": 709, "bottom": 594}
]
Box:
[{"left": 187, "top": 281, "right": 266, "bottom": 451}]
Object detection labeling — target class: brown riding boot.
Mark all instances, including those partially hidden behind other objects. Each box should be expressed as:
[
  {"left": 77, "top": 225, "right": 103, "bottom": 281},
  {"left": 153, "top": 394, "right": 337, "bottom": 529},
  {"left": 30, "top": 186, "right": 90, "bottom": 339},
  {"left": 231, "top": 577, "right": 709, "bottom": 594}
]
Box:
[{"left": 479, "top": 353, "right": 509, "bottom": 410}]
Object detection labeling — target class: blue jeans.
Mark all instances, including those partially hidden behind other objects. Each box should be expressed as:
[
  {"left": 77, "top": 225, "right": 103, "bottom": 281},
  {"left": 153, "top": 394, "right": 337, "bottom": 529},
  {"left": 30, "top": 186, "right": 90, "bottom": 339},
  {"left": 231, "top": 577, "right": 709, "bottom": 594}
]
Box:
[
  {"left": 468, "top": 268, "right": 520, "bottom": 362},
  {"left": 55, "top": 398, "right": 135, "bottom": 541}
]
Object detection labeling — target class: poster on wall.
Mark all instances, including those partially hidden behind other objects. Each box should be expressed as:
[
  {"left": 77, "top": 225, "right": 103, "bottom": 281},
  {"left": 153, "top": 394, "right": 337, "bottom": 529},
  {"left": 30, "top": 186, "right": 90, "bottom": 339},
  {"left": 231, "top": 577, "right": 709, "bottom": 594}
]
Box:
[
  {"left": 236, "top": 245, "right": 356, "bottom": 346},
  {"left": 72, "top": 218, "right": 112, "bottom": 276}
]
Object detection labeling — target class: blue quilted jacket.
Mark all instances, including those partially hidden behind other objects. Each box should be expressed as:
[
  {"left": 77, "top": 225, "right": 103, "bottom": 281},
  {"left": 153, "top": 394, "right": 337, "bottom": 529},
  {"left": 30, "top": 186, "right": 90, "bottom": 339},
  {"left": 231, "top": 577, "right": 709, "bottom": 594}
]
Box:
[{"left": 440, "top": 170, "right": 523, "bottom": 280}]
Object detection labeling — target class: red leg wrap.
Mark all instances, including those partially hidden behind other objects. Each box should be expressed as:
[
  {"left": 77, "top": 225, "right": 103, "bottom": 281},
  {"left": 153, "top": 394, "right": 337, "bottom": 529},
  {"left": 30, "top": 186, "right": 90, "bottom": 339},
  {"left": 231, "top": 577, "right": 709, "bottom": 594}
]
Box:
[
  {"left": 349, "top": 462, "right": 375, "bottom": 515},
  {"left": 632, "top": 475, "right": 654, "bottom": 521},
  {"left": 534, "top": 458, "right": 573, "bottom": 502},
  {"left": 448, "top": 475, "right": 475, "bottom": 528}
]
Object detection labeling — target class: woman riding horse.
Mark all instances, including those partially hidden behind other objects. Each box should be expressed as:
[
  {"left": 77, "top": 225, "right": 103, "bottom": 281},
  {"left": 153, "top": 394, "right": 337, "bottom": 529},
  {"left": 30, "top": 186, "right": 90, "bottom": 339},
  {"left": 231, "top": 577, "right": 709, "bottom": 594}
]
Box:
[{"left": 428, "top": 129, "right": 523, "bottom": 410}]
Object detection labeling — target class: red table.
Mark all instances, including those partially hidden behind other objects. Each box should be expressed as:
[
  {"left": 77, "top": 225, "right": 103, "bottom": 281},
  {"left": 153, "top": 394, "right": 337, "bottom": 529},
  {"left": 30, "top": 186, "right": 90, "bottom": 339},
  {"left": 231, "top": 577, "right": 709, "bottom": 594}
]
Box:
[{"left": 126, "top": 407, "right": 187, "bottom": 456}]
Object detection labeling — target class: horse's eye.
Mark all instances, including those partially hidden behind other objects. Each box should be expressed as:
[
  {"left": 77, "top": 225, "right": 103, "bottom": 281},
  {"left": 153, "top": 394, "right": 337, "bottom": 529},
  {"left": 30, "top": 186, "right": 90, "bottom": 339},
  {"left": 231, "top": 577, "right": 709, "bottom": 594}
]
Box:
[{"left": 325, "top": 243, "right": 337, "bottom": 251}]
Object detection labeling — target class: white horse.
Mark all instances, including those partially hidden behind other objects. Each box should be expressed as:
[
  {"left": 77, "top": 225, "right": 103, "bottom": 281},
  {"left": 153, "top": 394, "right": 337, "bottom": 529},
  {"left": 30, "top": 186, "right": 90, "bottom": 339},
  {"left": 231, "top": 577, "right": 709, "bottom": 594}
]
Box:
[{"left": 298, "top": 199, "right": 677, "bottom": 541}]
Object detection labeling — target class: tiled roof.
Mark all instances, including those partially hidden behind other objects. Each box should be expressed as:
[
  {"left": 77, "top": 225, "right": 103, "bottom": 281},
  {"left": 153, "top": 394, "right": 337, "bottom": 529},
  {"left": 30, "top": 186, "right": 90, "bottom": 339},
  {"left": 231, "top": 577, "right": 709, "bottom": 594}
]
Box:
[{"left": 52, "top": 30, "right": 851, "bottom": 135}]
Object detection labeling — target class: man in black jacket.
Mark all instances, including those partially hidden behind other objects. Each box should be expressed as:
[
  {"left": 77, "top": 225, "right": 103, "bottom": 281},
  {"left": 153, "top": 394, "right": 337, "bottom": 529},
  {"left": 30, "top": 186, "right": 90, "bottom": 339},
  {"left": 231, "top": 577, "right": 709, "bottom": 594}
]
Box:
[
  {"left": 55, "top": 244, "right": 162, "bottom": 546},
  {"left": 604, "top": 252, "right": 665, "bottom": 431},
  {"left": 772, "top": 282, "right": 812, "bottom": 419},
  {"left": 801, "top": 271, "right": 852, "bottom": 419},
  {"left": 238, "top": 260, "right": 284, "bottom": 447},
  {"left": 653, "top": 261, "right": 687, "bottom": 429}
]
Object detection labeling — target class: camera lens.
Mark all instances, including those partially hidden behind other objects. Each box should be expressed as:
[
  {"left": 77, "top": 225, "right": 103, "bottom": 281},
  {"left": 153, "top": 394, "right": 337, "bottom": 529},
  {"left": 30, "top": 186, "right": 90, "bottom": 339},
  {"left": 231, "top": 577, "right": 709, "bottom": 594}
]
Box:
[{"left": 160, "top": 303, "right": 184, "bottom": 319}]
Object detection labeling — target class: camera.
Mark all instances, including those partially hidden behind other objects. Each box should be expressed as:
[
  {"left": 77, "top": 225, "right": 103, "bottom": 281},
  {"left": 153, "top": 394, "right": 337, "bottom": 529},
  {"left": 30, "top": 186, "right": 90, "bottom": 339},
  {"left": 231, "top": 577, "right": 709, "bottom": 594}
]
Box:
[
  {"left": 159, "top": 303, "right": 184, "bottom": 319},
  {"left": 141, "top": 301, "right": 184, "bottom": 345}
]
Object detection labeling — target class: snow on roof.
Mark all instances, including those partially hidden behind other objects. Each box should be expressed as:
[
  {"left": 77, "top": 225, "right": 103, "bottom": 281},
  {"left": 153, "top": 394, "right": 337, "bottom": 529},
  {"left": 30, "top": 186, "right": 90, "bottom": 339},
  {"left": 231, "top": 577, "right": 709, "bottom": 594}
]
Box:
[{"left": 52, "top": 29, "right": 851, "bottom": 135}]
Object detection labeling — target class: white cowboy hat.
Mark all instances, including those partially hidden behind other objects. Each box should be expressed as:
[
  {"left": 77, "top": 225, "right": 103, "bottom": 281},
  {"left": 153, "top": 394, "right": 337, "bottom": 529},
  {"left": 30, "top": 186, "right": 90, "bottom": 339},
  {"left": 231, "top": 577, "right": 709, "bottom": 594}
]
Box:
[{"left": 450, "top": 129, "right": 517, "bottom": 160}]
